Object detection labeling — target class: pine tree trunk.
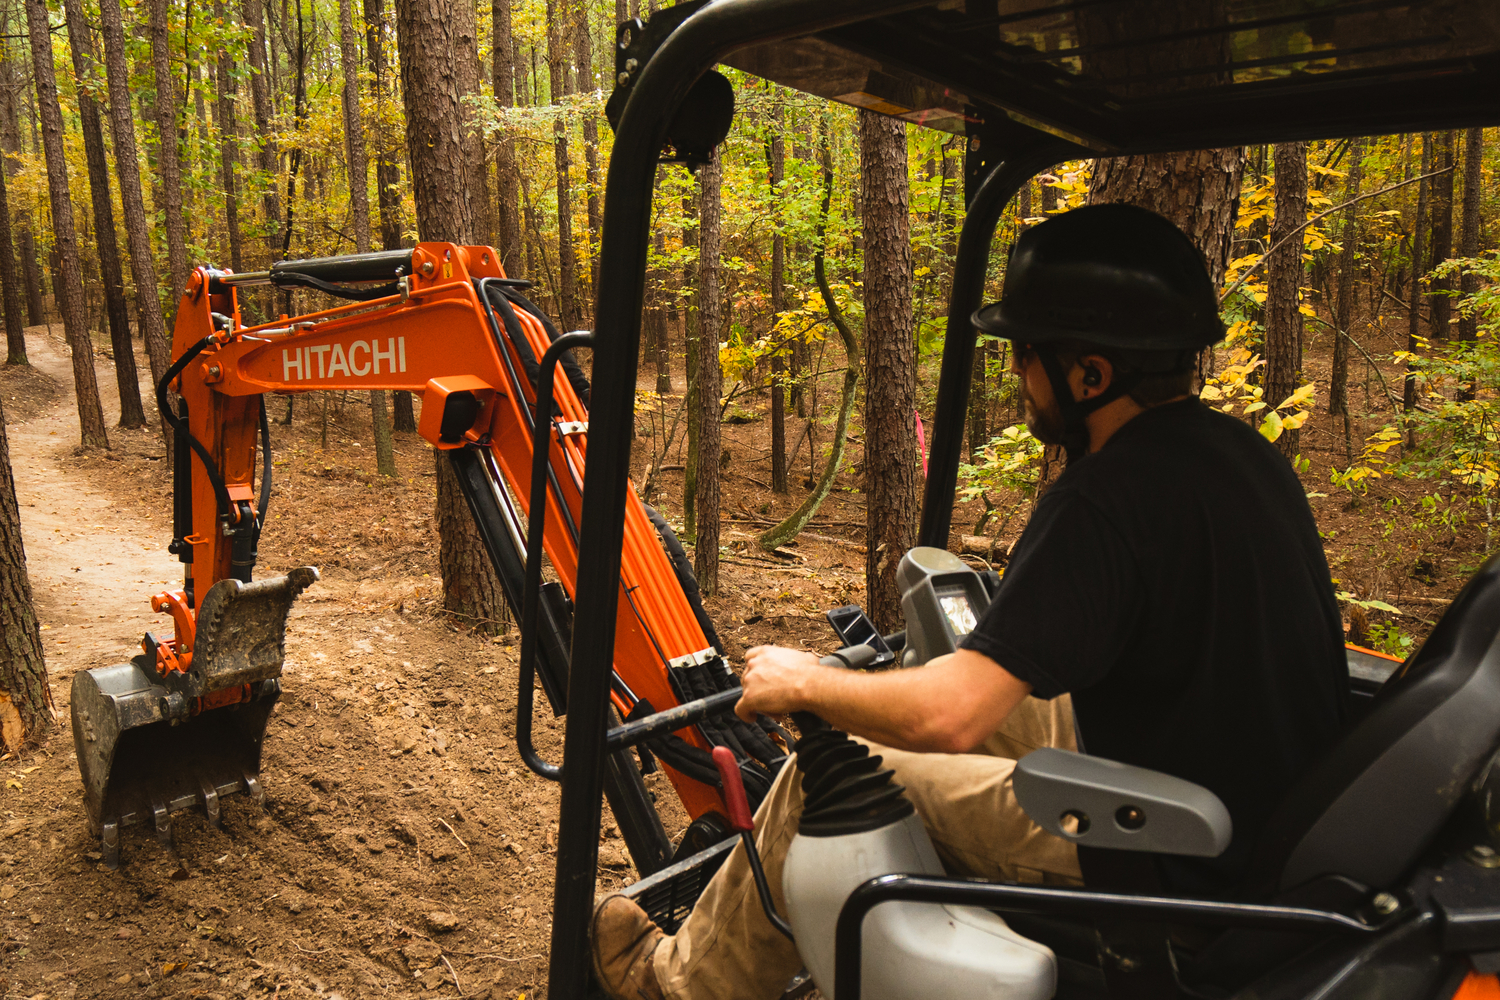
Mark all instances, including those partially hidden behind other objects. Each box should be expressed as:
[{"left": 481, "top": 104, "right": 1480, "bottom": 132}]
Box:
[
  {"left": 492, "top": 0, "right": 523, "bottom": 273},
  {"left": 242, "top": 0, "right": 280, "bottom": 249},
  {"left": 546, "top": 0, "right": 578, "bottom": 329},
  {"left": 363, "top": 0, "right": 406, "bottom": 253},
  {"left": 1404, "top": 135, "right": 1431, "bottom": 447},
  {"left": 859, "top": 109, "right": 916, "bottom": 634},
  {"left": 1329, "top": 137, "right": 1365, "bottom": 438},
  {"left": 0, "top": 396, "right": 51, "bottom": 748},
  {"left": 1088, "top": 149, "right": 1244, "bottom": 288},
  {"left": 456, "top": 3, "right": 491, "bottom": 251},
  {"left": 575, "top": 8, "right": 600, "bottom": 303},
  {"left": 682, "top": 188, "right": 698, "bottom": 537},
  {"left": 1264, "top": 142, "right": 1308, "bottom": 460},
  {"left": 0, "top": 37, "right": 41, "bottom": 335},
  {"left": 147, "top": 0, "right": 190, "bottom": 313},
  {"left": 768, "top": 121, "right": 787, "bottom": 495},
  {"left": 1457, "top": 128, "right": 1483, "bottom": 345},
  {"left": 693, "top": 148, "right": 723, "bottom": 595},
  {"left": 212, "top": 0, "right": 244, "bottom": 272},
  {"left": 98, "top": 0, "right": 172, "bottom": 422},
  {"left": 0, "top": 162, "right": 27, "bottom": 365},
  {"left": 62, "top": 0, "right": 144, "bottom": 428},
  {"left": 339, "top": 0, "right": 372, "bottom": 254},
  {"left": 24, "top": 0, "right": 109, "bottom": 450},
  {"left": 1428, "top": 131, "right": 1456, "bottom": 339},
  {"left": 371, "top": 390, "right": 396, "bottom": 475},
  {"left": 394, "top": 0, "right": 502, "bottom": 631}
]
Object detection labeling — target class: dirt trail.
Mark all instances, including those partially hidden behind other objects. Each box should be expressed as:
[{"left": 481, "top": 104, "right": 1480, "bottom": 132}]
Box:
[{"left": 8, "top": 327, "right": 180, "bottom": 691}]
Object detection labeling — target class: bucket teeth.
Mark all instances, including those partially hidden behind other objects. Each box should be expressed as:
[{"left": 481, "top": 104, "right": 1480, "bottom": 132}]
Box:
[
  {"left": 151, "top": 797, "right": 172, "bottom": 847},
  {"left": 199, "top": 777, "right": 222, "bottom": 829},
  {"left": 101, "top": 820, "right": 120, "bottom": 871}
]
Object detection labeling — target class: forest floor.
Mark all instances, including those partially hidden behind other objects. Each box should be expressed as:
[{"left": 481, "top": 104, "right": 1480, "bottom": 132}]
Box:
[{"left": 0, "top": 312, "right": 1487, "bottom": 999}]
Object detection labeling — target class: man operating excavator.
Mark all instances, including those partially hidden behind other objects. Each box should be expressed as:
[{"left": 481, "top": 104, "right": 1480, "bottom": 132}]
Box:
[{"left": 591, "top": 203, "right": 1350, "bottom": 1000}]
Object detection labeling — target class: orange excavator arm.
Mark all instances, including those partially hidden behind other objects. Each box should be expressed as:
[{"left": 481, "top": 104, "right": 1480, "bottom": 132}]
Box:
[{"left": 73, "top": 244, "right": 784, "bottom": 866}]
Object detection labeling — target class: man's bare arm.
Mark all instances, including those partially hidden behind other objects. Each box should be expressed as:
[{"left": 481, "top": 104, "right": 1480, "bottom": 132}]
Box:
[{"left": 735, "top": 646, "right": 1033, "bottom": 754}]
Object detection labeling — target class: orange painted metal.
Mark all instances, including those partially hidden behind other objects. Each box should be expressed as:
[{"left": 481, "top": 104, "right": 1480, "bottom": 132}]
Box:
[
  {"left": 153, "top": 244, "right": 725, "bottom": 820},
  {"left": 1452, "top": 971, "right": 1500, "bottom": 1000}
]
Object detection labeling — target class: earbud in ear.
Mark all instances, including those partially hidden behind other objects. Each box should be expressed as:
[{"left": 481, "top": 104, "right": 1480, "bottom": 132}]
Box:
[{"left": 1082, "top": 366, "right": 1102, "bottom": 387}]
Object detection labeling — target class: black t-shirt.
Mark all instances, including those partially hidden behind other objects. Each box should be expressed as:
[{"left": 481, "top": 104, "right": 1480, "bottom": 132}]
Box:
[{"left": 961, "top": 398, "right": 1348, "bottom": 895}]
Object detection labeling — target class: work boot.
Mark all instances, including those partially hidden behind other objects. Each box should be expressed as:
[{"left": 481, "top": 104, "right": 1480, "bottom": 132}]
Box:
[{"left": 590, "top": 894, "right": 665, "bottom": 1000}]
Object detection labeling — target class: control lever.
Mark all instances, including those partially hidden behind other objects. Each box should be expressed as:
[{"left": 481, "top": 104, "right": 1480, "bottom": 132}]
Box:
[
  {"left": 712, "top": 746, "right": 794, "bottom": 940},
  {"left": 790, "top": 643, "right": 881, "bottom": 737}
]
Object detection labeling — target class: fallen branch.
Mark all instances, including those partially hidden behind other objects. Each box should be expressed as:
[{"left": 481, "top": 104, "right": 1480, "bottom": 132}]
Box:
[
  {"left": 442, "top": 955, "right": 464, "bottom": 996},
  {"left": 436, "top": 817, "right": 469, "bottom": 851}
]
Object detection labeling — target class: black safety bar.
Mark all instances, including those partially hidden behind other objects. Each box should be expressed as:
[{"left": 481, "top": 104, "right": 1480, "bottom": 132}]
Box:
[
  {"left": 832, "top": 874, "right": 1389, "bottom": 1000},
  {"left": 604, "top": 689, "right": 742, "bottom": 752},
  {"left": 517, "top": 332, "right": 596, "bottom": 782},
  {"left": 552, "top": 2, "right": 921, "bottom": 995}
]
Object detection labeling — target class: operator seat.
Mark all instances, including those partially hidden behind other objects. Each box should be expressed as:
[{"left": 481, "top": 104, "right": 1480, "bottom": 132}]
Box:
[
  {"left": 1246, "top": 552, "right": 1500, "bottom": 898},
  {"left": 1015, "top": 554, "right": 1500, "bottom": 997}
]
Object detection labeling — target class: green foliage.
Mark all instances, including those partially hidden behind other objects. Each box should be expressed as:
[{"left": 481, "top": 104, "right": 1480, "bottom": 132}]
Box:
[{"left": 1199, "top": 347, "right": 1317, "bottom": 443}]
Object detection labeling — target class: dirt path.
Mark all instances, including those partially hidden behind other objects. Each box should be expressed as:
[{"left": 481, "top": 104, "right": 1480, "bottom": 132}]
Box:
[{"left": 8, "top": 327, "right": 180, "bottom": 694}]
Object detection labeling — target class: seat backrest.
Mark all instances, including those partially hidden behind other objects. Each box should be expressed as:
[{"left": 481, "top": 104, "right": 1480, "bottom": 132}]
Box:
[{"left": 1245, "top": 555, "right": 1500, "bottom": 895}]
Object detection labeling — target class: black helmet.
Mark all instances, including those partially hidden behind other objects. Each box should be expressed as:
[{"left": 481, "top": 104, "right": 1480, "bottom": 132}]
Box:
[{"left": 972, "top": 203, "right": 1224, "bottom": 355}]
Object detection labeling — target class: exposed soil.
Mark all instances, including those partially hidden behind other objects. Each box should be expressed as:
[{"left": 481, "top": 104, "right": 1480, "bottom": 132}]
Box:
[{"left": 0, "top": 304, "right": 1482, "bottom": 999}]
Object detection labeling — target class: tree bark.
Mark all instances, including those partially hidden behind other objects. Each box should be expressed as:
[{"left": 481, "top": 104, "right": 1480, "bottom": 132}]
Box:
[
  {"left": 1428, "top": 131, "right": 1456, "bottom": 338},
  {"left": 1329, "top": 137, "right": 1365, "bottom": 442},
  {"left": 681, "top": 187, "right": 698, "bottom": 537},
  {"left": 1088, "top": 149, "right": 1245, "bottom": 288},
  {"left": 575, "top": 6, "right": 600, "bottom": 302},
  {"left": 1264, "top": 142, "right": 1307, "bottom": 460},
  {"left": 364, "top": 0, "right": 403, "bottom": 252},
  {"left": 61, "top": 0, "right": 143, "bottom": 428},
  {"left": 394, "top": 0, "right": 502, "bottom": 631},
  {"left": 0, "top": 30, "right": 43, "bottom": 332},
  {"left": 212, "top": 0, "right": 244, "bottom": 272},
  {"left": 242, "top": 0, "right": 280, "bottom": 249},
  {"left": 0, "top": 395, "right": 52, "bottom": 748},
  {"left": 546, "top": 0, "right": 578, "bottom": 328},
  {"left": 0, "top": 155, "right": 27, "bottom": 365},
  {"left": 147, "top": 0, "right": 190, "bottom": 314},
  {"left": 859, "top": 109, "right": 916, "bottom": 634},
  {"left": 98, "top": 0, "right": 172, "bottom": 415},
  {"left": 1457, "top": 128, "right": 1483, "bottom": 344},
  {"left": 693, "top": 148, "right": 723, "bottom": 595},
  {"left": 492, "top": 0, "right": 522, "bottom": 273},
  {"left": 24, "top": 0, "right": 109, "bottom": 450},
  {"left": 767, "top": 118, "right": 787, "bottom": 495},
  {"left": 339, "top": 0, "right": 372, "bottom": 254},
  {"left": 1404, "top": 135, "right": 1431, "bottom": 447}
]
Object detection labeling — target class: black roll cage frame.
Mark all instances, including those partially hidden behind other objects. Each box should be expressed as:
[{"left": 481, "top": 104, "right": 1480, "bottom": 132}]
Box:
[{"left": 543, "top": 1, "right": 1500, "bottom": 996}]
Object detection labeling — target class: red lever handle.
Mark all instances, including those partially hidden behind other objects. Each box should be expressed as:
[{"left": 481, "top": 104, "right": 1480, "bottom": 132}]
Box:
[{"left": 712, "top": 746, "right": 754, "bottom": 833}]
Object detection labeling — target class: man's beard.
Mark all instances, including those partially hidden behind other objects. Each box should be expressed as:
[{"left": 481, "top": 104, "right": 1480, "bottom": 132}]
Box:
[{"left": 1020, "top": 379, "right": 1066, "bottom": 446}]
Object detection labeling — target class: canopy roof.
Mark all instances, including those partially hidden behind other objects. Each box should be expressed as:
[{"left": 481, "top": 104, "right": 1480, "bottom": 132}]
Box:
[{"left": 721, "top": 0, "right": 1500, "bottom": 158}]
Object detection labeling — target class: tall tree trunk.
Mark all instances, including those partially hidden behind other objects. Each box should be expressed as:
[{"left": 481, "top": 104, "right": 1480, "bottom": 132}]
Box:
[
  {"left": 682, "top": 188, "right": 698, "bottom": 536},
  {"left": 575, "top": 8, "right": 600, "bottom": 304},
  {"left": 1088, "top": 149, "right": 1244, "bottom": 288},
  {"left": 394, "top": 0, "right": 502, "bottom": 631},
  {"left": 1428, "top": 131, "right": 1456, "bottom": 339},
  {"left": 364, "top": 0, "right": 406, "bottom": 255},
  {"left": 24, "top": 0, "right": 108, "bottom": 449},
  {"left": 859, "top": 109, "right": 916, "bottom": 634},
  {"left": 1457, "top": 128, "right": 1484, "bottom": 344},
  {"left": 492, "top": 0, "right": 522, "bottom": 273},
  {"left": 98, "top": 0, "right": 171, "bottom": 416},
  {"left": 649, "top": 171, "right": 671, "bottom": 394},
  {"left": 1329, "top": 136, "right": 1365, "bottom": 458},
  {"left": 212, "top": 0, "right": 244, "bottom": 272},
  {"left": 0, "top": 155, "right": 26, "bottom": 365},
  {"left": 546, "top": 0, "right": 578, "bottom": 329},
  {"left": 61, "top": 0, "right": 143, "bottom": 427},
  {"left": 767, "top": 118, "right": 787, "bottom": 495},
  {"left": 0, "top": 396, "right": 51, "bottom": 749},
  {"left": 457, "top": 3, "right": 490, "bottom": 251},
  {"left": 0, "top": 16, "right": 43, "bottom": 332},
  {"left": 1404, "top": 135, "right": 1431, "bottom": 448},
  {"left": 693, "top": 148, "right": 723, "bottom": 595},
  {"left": 338, "top": 0, "right": 372, "bottom": 254},
  {"left": 1264, "top": 142, "right": 1308, "bottom": 460},
  {"left": 147, "top": 0, "right": 190, "bottom": 313},
  {"left": 241, "top": 0, "right": 280, "bottom": 250}
]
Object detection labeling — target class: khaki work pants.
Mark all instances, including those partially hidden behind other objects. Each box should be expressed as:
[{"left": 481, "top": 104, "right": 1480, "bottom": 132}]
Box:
[{"left": 653, "top": 696, "right": 1083, "bottom": 1000}]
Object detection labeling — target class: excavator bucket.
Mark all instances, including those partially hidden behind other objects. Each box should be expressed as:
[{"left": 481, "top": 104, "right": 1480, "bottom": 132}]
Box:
[{"left": 71, "top": 567, "right": 318, "bottom": 868}]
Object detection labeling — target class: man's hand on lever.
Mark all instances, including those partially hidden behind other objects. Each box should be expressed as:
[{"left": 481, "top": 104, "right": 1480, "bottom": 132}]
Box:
[{"left": 735, "top": 644, "right": 1034, "bottom": 755}]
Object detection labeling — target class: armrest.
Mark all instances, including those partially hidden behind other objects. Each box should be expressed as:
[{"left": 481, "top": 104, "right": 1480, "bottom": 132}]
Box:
[{"left": 1013, "top": 748, "right": 1232, "bottom": 858}]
